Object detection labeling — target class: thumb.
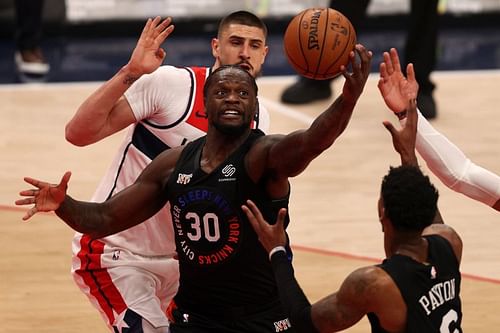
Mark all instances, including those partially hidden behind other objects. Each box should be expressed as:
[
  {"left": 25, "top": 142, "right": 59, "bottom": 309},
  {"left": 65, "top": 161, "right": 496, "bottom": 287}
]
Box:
[
  {"left": 382, "top": 120, "right": 397, "bottom": 137},
  {"left": 59, "top": 171, "right": 72, "bottom": 190},
  {"left": 155, "top": 48, "right": 166, "bottom": 61},
  {"left": 275, "top": 208, "right": 287, "bottom": 231}
]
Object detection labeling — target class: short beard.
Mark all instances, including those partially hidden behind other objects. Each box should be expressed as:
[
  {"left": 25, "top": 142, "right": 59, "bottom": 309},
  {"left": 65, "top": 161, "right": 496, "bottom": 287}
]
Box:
[{"left": 213, "top": 122, "right": 250, "bottom": 136}]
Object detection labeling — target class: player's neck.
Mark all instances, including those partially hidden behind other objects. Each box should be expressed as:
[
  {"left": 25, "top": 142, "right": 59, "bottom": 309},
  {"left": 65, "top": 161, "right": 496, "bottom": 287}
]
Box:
[{"left": 392, "top": 236, "right": 429, "bottom": 263}]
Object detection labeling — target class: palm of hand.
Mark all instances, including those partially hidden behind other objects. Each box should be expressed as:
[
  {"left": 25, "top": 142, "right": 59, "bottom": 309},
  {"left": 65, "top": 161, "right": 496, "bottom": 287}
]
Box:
[
  {"left": 37, "top": 185, "right": 66, "bottom": 212},
  {"left": 380, "top": 72, "right": 418, "bottom": 113}
]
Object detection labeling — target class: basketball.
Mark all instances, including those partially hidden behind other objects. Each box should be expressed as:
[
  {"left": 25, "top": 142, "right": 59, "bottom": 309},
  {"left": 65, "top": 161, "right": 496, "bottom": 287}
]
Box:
[{"left": 283, "top": 8, "right": 356, "bottom": 80}]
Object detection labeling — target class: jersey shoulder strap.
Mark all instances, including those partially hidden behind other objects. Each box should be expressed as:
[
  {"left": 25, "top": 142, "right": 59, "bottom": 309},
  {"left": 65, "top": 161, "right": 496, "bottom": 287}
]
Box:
[{"left": 184, "top": 66, "right": 211, "bottom": 132}]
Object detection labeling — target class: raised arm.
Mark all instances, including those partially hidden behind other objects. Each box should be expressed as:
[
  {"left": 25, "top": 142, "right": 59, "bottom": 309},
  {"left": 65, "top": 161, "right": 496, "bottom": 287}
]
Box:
[
  {"left": 381, "top": 95, "right": 462, "bottom": 262},
  {"left": 260, "top": 44, "right": 372, "bottom": 179},
  {"left": 379, "top": 48, "right": 500, "bottom": 212},
  {"left": 382, "top": 98, "right": 419, "bottom": 167},
  {"left": 15, "top": 147, "right": 182, "bottom": 239},
  {"left": 65, "top": 17, "right": 174, "bottom": 146}
]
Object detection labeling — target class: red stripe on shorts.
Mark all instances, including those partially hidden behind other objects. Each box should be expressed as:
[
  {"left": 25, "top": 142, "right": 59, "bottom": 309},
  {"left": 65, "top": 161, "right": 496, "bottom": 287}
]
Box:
[{"left": 75, "top": 235, "right": 127, "bottom": 324}]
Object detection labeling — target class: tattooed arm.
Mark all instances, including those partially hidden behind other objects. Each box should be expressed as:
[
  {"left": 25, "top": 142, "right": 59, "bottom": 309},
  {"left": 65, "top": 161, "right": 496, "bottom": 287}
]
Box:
[{"left": 65, "top": 17, "right": 175, "bottom": 146}]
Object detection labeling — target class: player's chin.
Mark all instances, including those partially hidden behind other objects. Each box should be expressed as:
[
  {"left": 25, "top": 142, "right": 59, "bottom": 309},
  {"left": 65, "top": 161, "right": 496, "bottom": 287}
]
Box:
[
  {"left": 238, "top": 63, "right": 252, "bottom": 72},
  {"left": 238, "top": 63, "right": 260, "bottom": 77}
]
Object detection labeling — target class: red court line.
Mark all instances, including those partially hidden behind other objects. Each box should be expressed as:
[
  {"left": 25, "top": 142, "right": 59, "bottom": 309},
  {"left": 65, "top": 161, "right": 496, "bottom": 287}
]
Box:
[
  {"left": 291, "top": 244, "right": 500, "bottom": 285},
  {"left": 3, "top": 204, "right": 498, "bottom": 285}
]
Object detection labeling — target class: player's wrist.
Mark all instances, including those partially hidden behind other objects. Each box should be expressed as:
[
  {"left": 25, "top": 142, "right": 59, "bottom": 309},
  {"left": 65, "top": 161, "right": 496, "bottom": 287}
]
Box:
[
  {"left": 268, "top": 245, "right": 287, "bottom": 261},
  {"left": 120, "top": 64, "right": 143, "bottom": 85}
]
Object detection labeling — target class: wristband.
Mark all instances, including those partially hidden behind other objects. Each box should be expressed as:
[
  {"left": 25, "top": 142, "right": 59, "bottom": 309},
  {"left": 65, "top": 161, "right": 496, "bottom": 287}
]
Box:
[{"left": 269, "top": 246, "right": 287, "bottom": 260}]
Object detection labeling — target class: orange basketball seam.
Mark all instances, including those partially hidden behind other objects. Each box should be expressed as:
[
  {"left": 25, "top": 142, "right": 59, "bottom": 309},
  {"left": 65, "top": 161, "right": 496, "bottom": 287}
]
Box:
[
  {"left": 314, "top": 8, "right": 329, "bottom": 79},
  {"left": 297, "top": 10, "right": 310, "bottom": 74}
]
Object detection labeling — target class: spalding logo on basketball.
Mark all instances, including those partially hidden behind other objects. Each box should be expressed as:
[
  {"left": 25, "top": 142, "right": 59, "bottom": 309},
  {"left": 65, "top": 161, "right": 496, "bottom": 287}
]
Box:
[{"left": 283, "top": 8, "right": 356, "bottom": 80}]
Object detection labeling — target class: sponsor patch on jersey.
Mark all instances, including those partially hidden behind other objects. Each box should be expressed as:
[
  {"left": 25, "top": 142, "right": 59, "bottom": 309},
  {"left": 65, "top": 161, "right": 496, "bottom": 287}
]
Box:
[
  {"left": 222, "top": 164, "right": 236, "bottom": 177},
  {"left": 219, "top": 164, "right": 237, "bottom": 182}
]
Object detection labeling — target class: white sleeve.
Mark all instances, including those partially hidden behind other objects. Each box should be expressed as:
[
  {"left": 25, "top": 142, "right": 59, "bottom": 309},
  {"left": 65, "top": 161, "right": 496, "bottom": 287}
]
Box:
[
  {"left": 124, "top": 66, "right": 190, "bottom": 124},
  {"left": 410, "top": 109, "right": 500, "bottom": 207}
]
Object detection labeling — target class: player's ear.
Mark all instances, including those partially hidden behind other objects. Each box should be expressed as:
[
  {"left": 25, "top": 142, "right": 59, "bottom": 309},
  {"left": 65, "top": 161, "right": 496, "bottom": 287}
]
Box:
[
  {"left": 378, "top": 197, "right": 386, "bottom": 231},
  {"left": 211, "top": 38, "right": 219, "bottom": 58},
  {"left": 262, "top": 45, "right": 269, "bottom": 62}
]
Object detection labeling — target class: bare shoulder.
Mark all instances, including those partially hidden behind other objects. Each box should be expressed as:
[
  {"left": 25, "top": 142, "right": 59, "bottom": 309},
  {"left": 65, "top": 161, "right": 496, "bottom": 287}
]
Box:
[
  {"left": 310, "top": 265, "right": 406, "bottom": 332},
  {"left": 346, "top": 266, "right": 406, "bottom": 331},
  {"left": 423, "top": 224, "right": 463, "bottom": 263},
  {"left": 334, "top": 265, "right": 395, "bottom": 310},
  {"left": 345, "top": 265, "right": 404, "bottom": 306},
  {"left": 247, "top": 133, "right": 286, "bottom": 159},
  {"left": 344, "top": 266, "right": 393, "bottom": 296},
  {"left": 254, "top": 133, "right": 286, "bottom": 146}
]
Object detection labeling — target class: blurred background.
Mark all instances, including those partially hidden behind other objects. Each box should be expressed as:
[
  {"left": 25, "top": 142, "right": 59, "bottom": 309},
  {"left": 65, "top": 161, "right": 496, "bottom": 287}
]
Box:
[{"left": 0, "top": 0, "right": 500, "bottom": 83}]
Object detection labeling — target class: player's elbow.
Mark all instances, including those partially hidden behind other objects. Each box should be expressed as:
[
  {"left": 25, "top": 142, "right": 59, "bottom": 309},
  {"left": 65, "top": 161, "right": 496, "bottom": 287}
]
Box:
[{"left": 65, "top": 123, "right": 91, "bottom": 147}]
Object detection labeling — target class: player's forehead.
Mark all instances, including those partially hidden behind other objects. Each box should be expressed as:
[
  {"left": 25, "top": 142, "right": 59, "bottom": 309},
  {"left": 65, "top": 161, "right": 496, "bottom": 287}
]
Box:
[
  {"left": 220, "top": 23, "right": 266, "bottom": 43},
  {"left": 215, "top": 71, "right": 252, "bottom": 86},
  {"left": 209, "top": 68, "right": 254, "bottom": 89}
]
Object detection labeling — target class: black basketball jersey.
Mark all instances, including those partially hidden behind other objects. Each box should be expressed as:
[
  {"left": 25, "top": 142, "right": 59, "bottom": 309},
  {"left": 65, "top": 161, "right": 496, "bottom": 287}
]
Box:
[
  {"left": 166, "top": 129, "right": 290, "bottom": 318},
  {"left": 368, "top": 235, "right": 463, "bottom": 333}
]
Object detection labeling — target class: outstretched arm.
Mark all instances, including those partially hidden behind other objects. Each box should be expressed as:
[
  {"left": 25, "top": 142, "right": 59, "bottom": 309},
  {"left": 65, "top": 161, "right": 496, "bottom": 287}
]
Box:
[
  {"left": 257, "top": 44, "right": 372, "bottom": 180},
  {"left": 379, "top": 48, "right": 500, "bottom": 212},
  {"left": 15, "top": 147, "right": 182, "bottom": 238},
  {"left": 382, "top": 98, "right": 444, "bottom": 224},
  {"left": 65, "top": 17, "right": 175, "bottom": 146}
]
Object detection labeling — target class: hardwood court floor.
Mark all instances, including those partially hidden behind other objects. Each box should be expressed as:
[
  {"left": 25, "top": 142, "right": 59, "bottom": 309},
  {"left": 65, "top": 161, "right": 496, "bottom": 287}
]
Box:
[{"left": 1, "top": 71, "right": 499, "bottom": 332}]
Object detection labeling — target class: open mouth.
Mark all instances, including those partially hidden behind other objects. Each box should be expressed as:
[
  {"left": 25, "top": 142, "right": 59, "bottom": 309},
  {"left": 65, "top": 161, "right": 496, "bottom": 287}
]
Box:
[
  {"left": 221, "top": 109, "right": 241, "bottom": 119},
  {"left": 223, "top": 109, "right": 240, "bottom": 114}
]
